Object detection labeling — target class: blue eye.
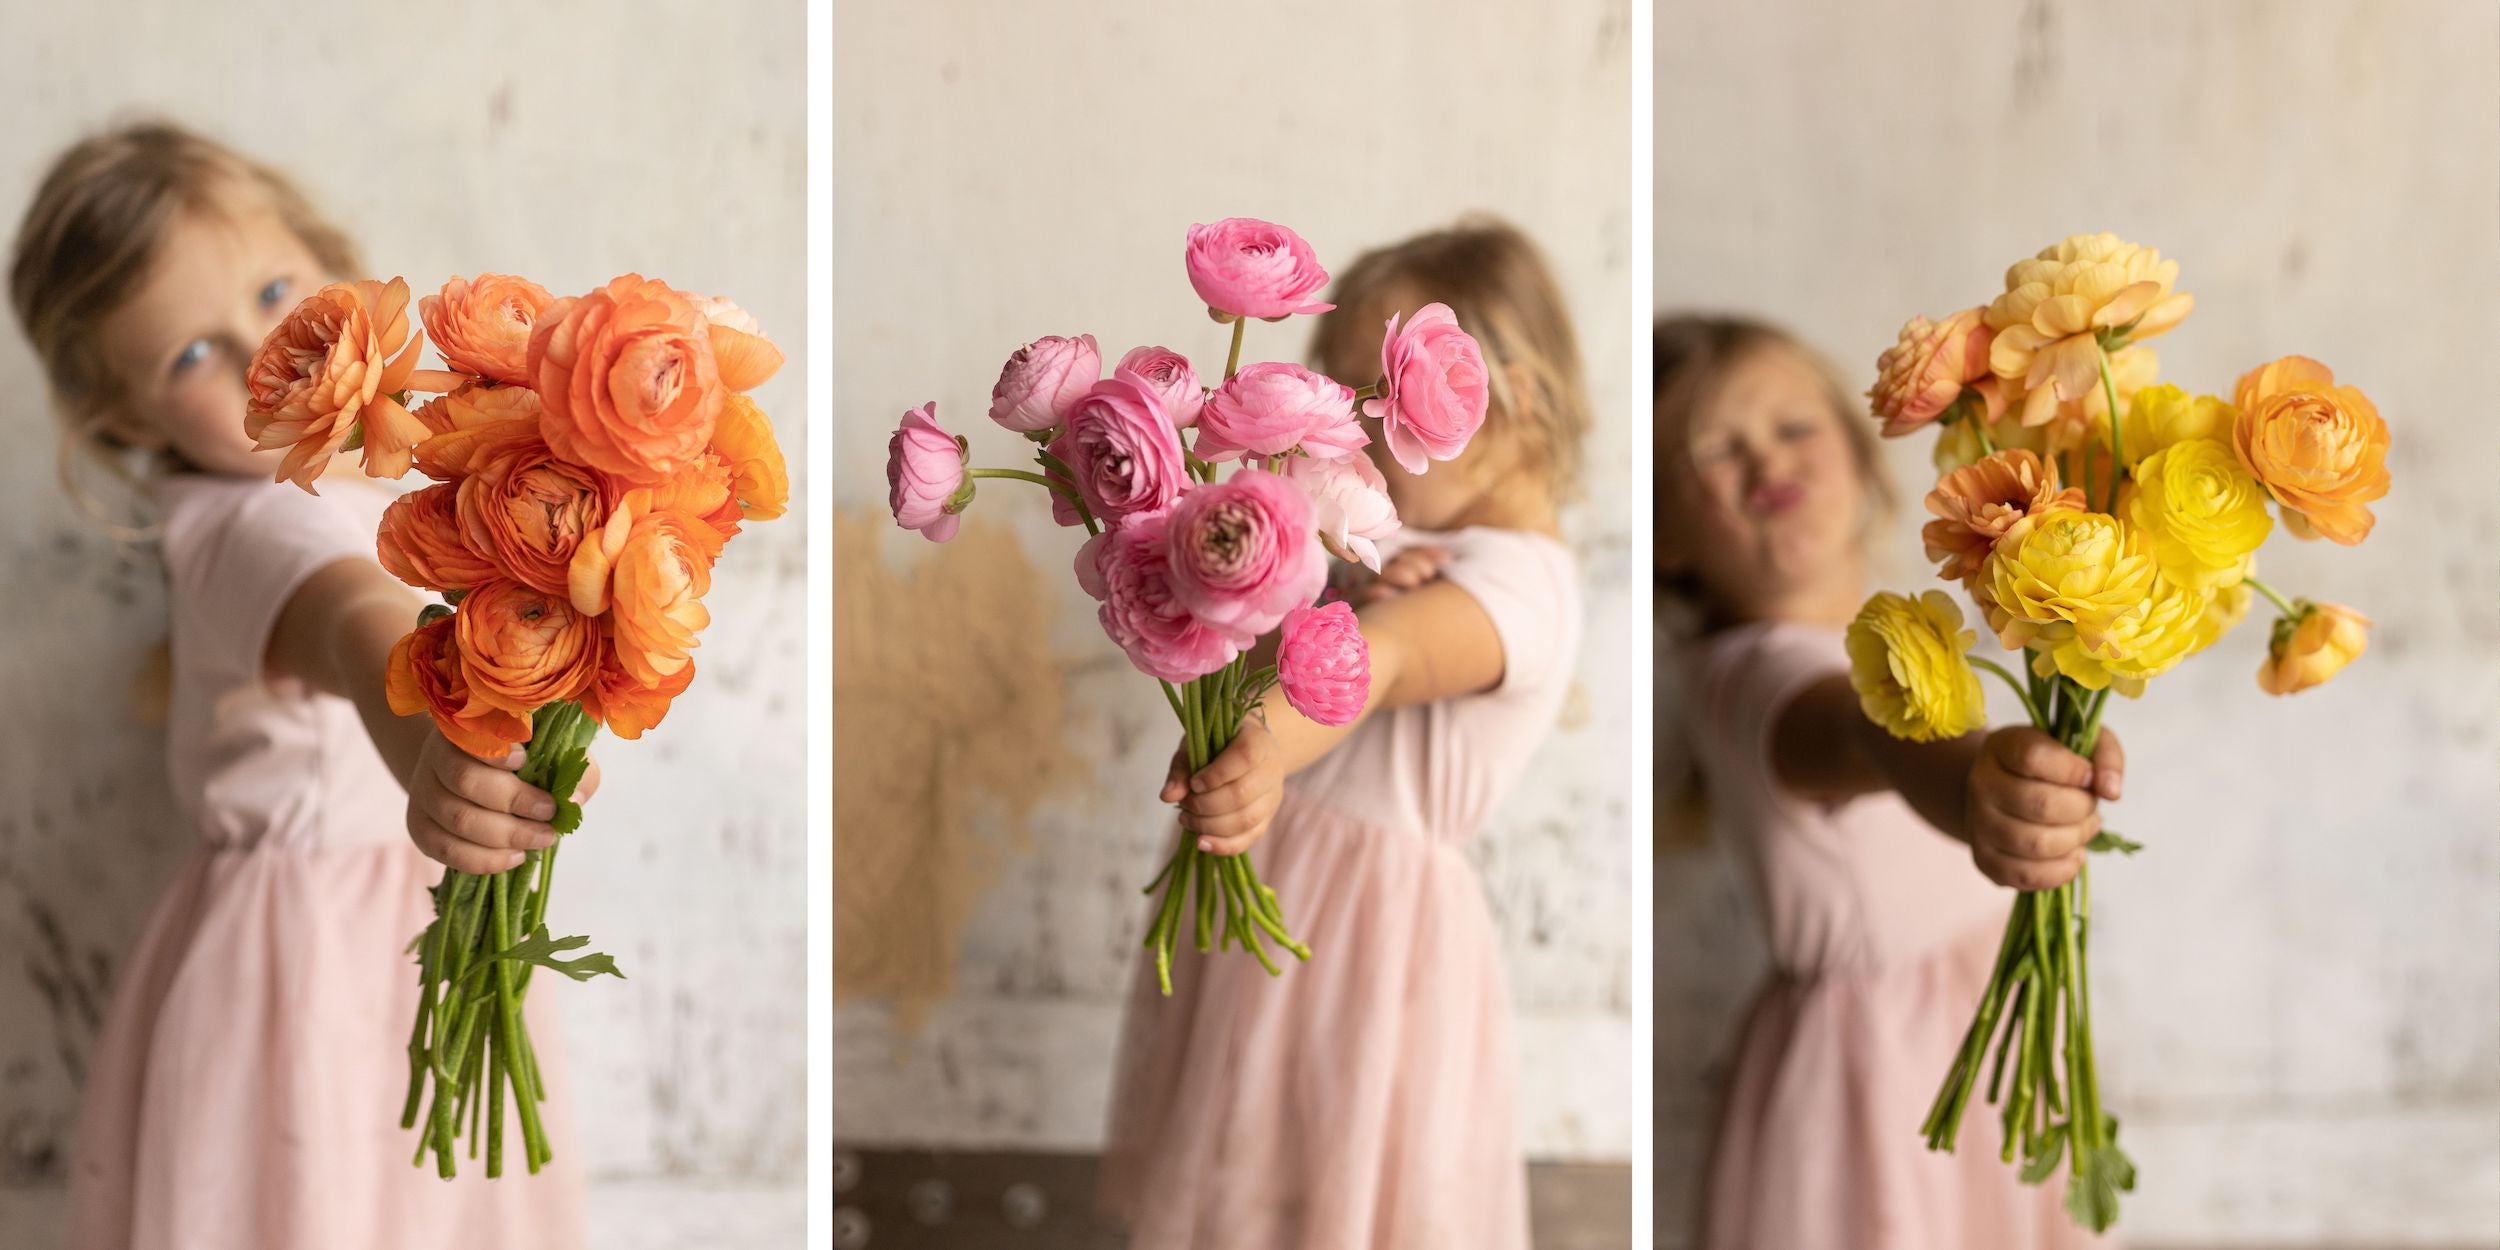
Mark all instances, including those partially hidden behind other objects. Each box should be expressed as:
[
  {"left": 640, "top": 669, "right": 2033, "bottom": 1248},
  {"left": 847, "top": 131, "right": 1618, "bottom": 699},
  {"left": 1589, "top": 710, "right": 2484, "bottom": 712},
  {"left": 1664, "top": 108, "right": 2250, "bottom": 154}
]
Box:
[
  {"left": 170, "top": 338, "right": 211, "bottom": 376},
  {"left": 259, "top": 277, "right": 292, "bottom": 310}
]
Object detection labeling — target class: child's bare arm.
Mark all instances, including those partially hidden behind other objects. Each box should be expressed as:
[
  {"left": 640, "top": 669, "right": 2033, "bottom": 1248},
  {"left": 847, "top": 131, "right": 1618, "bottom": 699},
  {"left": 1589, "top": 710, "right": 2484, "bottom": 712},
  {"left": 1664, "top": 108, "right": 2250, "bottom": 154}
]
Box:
[
  {"left": 1771, "top": 673, "right": 2122, "bottom": 891},
  {"left": 266, "top": 559, "right": 598, "bottom": 873},
  {"left": 1161, "top": 573, "right": 1507, "bottom": 856}
]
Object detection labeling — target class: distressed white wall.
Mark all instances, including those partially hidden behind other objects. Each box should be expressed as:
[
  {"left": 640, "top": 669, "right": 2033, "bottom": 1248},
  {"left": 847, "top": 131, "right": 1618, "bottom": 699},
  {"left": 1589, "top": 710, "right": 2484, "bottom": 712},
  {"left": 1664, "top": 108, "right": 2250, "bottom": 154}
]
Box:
[
  {"left": 832, "top": 1, "right": 1638, "bottom": 1161},
  {"left": 1655, "top": 1, "right": 2500, "bottom": 1245},
  {"left": 0, "top": 2, "right": 807, "bottom": 1243}
]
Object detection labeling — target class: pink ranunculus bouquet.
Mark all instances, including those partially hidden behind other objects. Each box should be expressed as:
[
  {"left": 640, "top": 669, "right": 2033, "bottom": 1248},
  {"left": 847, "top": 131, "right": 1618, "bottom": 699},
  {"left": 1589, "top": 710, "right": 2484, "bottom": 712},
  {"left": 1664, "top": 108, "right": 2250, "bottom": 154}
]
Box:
[{"left": 886, "top": 218, "right": 1490, "bottom": 991}]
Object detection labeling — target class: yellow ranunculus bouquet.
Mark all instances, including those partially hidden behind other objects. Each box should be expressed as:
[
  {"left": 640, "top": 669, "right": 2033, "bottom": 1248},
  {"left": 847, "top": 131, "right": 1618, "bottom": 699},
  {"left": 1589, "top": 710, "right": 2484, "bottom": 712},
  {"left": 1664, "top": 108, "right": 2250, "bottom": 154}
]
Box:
[{"left": 1853, "top": 233, "right": 2390, "bottom": 1230}]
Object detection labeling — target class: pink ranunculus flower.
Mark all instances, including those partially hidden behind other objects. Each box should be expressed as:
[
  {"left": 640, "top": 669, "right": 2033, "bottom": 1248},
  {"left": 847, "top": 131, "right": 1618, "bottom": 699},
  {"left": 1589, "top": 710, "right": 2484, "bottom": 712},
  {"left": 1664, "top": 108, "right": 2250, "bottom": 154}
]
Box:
[
  {"left": 1184, "top": 218, "right": 1335, "bottom": 321},
  {"left": 1114, "top": 345, "right": 1203, "bottom": 429},
  {"left": 1196, "top": 362, "right": 1367, "bottom": 462},
  {"left": 1283, "top": 452, "right": 1400, "bottom": 572},
  {"left": 1163, "top": 468, "right": 1328, "bottom": 644},
  {"left": 1048, "top": 377, "right": 1189, "bottom": 524},
  {"left": 1076, "top": 509, "right": 1239, "bottom": 682},
  {"left": 1275, "top": 600, "right": 1370, "bottom": 727},
  {"left": 989, "top": 334, "right": 1102, "bottom": 433},
  {"left": 887, "top": 402, "right": 968, "bottom": 543},
  {"left": 1364, "top": 303, "right": 1489, "bottom": 474},
  {"left": 1869, "top": 308, "right": 1993, "bottom": 437}
]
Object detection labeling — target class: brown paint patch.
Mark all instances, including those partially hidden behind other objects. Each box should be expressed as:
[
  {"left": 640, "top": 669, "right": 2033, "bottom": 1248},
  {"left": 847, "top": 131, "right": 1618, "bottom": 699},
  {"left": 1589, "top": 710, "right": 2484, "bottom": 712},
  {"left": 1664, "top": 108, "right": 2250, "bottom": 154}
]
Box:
[{"left": 832, "top": 511, "right": 1078, "bottom": 1029}]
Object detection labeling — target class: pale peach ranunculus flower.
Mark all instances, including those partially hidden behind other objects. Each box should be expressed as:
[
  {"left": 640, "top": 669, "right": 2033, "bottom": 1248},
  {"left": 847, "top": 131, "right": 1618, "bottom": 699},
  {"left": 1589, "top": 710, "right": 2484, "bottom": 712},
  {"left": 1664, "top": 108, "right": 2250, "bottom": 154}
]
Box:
[
  {"left": 683, "top": 292, "right": 784, "bottom": 393},
  {"left": 1985, "top": 233, "right": 2193, "bottom": 431},
  {"left": 244, "top": 277, "right": 430, "bottom": 491},
  {"left": 2231, "top": 355, "right": 2390, "bottom": 546},
  {"left": 1869, "top": 308, "right": 1993, "bottom": 437},
  {"left": 421, "top": 274, "right": 554, "bottom": 386},
  {"left": 1920, "top": 449, "right": 2086, "bottom": 582},
  {"left": 529, "top": 275, "right": 725, "bottom": 486},
  {"left": 2259, "top": 600, "right": 2370, "bottom": 695}
]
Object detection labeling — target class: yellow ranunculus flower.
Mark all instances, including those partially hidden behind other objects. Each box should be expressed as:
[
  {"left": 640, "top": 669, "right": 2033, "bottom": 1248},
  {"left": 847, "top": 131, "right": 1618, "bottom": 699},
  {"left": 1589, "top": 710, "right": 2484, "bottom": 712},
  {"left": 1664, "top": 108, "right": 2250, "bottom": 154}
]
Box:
[
  {"left": 1978, "top": 511, "right": 2160, "bottom": 655},
  {"left": 2122, "top": 439, "right": 2273, "bottom": 589},
  {"left": 2259, "top": 600, "right": 2370, "bottom": 695},
  {"left": 2119, "top": 382, "right": 2237, "bottom": 467},
  {"left": 2036, "top": 574, "right": 2211, "bottom": 698},
  {"left": 2194, "top": 579, "right": 2253, "bottom": 653},
  {"left": 1846, "top": 589, "right": 1988, "bottom": 742},
  {"left": 1986, "top": 233, "right": 2194, "bottom": 431}
]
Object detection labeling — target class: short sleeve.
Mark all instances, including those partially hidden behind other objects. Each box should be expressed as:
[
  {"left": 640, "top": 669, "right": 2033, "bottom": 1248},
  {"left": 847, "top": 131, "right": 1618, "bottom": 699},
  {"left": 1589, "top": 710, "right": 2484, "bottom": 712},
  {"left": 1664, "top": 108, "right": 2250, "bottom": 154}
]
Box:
[
  {"left": 1432, "top": 529, "right": 1583, "bottom": 697},
  {"left": 1688, "top": 623, "right": 1847, "bottom": 803},
  {"left": 159, "top": 476, "right": 378, "bottom": 686}
]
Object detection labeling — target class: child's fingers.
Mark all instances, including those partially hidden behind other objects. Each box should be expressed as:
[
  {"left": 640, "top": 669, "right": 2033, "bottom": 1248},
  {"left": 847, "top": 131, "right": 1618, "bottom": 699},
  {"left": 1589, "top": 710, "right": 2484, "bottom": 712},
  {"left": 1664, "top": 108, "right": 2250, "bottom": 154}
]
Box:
[
  {"left": 1160, "top": 745, "right": 1190, "bottom": 804},
  {"left": 408, "top": 814, "right": 528, "bottom": 874},
  {"left": 1973, "top": 803, "right": 2100, "bottom": 863},
  {"left": 2090, "top": 729, "right": 2125, "bottom": 801},
  {"left": 1975, "top": 773, "right": 2096, "bottom": 830},
  {"left": 435, "top": 749, "right": 559, "bottom": 822},
  {"left": 1987, "top": 727, "right": 2094, "bottom": 788},
  {"left": 1972, "top": 841, "right": 2085, "bottom": 892},
  {"left": 417, "top": 784, "right": 559, "bottom": 856},
  {"left": 1181, "top": 776, "right": 1262, "bottom": 822},
  {"left": 1193, "top": 792, "right": 1280, "bottom": 856},
  {"left": 570, "top": 756, "right": 603, "bottom": 804},
  {"left": 1187, "top": 727, "right": 1272, "bottom": 794}
]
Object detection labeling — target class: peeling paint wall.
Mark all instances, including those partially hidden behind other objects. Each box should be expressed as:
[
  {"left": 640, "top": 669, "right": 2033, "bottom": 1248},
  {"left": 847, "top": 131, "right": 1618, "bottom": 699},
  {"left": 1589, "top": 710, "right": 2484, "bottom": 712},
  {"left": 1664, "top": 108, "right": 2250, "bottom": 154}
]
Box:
[
  {"left": 833, "top": 1, "right": 1638, "bottom": 1161},
  {"left": 1654, "top": 1, "right": 2500, "bottom": 1243},
  {"left": 0, "top": 3, "right": 806, "bottom": 1239}
]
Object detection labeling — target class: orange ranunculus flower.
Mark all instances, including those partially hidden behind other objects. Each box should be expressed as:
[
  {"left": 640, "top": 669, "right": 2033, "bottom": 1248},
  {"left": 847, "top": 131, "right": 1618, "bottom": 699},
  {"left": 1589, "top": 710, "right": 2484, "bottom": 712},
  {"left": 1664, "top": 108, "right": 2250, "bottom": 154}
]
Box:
[
  {"left": 388, "top": 613, "right": 532, "bottom": 758},
  {"left": 685, "top": 293, "right": 784, "bottom": 393},
  {"left": 244, "top": 277, "right": 430, "bottom": 491},
  {"left": 580, "top": 628, "right": 697, "bottom": 740},
  {"left": 453, "top": 579, "right": 602, "bottom": 715},
  {"left": 413, "top": 379, "right": 543, "bottom": 442},
  {"left": 420, "top": 274, "right": 554, "bottom": 386},
  {"left": 568, "top": 499, "right": 726, "bottom": 688},
  {"left": 711, "top": 394, "right": 789, "bottom": 520},
  {"left": 643, "top": 452, "right": 745, "bottom": 542},
  {"left": 1869, "top": 308, "right": 1993, "bottom": 437},
  {"left": 422, "top": 419, "right": 616, "bottom": 595},
  {"left": 1921, "top": 449, "right": 2086, "bottom": 582},
  {"left": 2259, "top": 600, "right": 2370, "bottom": 695},
  {"left": 2231, "top": 355, "right": 2390, "bottom": 546},
  {"left": 1986, "top": 234, "right": 2192, "bottom": 431},
  {"left": 377, "top": 482, "right": 499, "bottom": 593},
  {"left": 528, "top": 275, "right": 724, "bottom": 486}
]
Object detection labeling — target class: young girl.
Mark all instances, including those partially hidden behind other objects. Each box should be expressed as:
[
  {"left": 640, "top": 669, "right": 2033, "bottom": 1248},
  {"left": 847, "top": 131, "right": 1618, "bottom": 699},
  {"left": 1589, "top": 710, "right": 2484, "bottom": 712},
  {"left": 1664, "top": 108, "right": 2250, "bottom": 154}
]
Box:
[
  {"left": 11, "top": 122, "right": 589, "bottom": 1249},
  {"left": 1654, "top": 313, "right": 2119, "bottom": 1249},
  {"left": 1099, "top": 220, "right": 1588, "bottom": 1250}
]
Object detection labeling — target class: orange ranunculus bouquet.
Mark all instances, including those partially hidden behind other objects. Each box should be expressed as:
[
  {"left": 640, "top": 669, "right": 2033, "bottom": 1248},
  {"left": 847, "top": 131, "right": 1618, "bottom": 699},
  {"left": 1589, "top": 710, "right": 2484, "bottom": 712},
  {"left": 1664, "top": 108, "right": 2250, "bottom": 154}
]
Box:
[
  {"left": 1851, "top": 233, "right": 2389, "bottom": 1230},
  {"left": 243, "top": 273, "right": 788, "bottom": 1178}
]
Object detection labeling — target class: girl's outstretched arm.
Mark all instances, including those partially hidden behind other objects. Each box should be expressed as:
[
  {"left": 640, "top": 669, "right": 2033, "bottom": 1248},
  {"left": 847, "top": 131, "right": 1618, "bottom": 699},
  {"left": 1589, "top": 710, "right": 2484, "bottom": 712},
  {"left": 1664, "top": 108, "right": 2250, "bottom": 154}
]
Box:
[
  {"left": 1161, "top": 571, "right": 1507, "bottom": 856},
  {"left": 266, "top": 558, "right": 598, "bottom": 874},
  {"left": 1772, "top": 674, "right": 2122, "bottom": 890}
]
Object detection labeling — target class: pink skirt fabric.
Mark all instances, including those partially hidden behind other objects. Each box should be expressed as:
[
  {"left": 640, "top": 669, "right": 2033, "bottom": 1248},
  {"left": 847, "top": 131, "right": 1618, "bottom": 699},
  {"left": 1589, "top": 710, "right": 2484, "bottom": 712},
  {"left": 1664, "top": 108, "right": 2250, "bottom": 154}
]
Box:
[
  {"left": 1701, "top": 918, "right": 2114, "bottom": 1250},
  {"left": 1100, "top": 793, "right": 1528, "bottom": 1250},
  {"left": 67, "top": 841, "right": 587, "bottom": 1250}
]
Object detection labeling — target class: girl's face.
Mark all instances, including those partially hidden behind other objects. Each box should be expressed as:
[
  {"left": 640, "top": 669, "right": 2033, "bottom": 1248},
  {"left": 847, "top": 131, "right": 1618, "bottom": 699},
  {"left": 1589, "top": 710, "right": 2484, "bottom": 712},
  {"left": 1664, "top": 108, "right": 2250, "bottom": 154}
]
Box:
[
  {"left": 1663, "top": 345, "right": 1869, "bottom": 621},
  {"left": 94, "top": 190, "right": 331, "bottom": 478}
]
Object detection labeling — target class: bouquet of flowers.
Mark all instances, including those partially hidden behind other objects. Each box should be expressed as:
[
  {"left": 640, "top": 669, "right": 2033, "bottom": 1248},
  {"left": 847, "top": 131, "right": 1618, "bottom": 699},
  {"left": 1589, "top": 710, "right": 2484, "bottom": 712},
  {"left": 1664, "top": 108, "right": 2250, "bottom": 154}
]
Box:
[
  {"left": 885, "top": 218, "right": 1487, "bottom": 992},
  {"left": 242, "top": 273, "right": 789, "bottom": 1177},
  {"left": 1849, "top": 233, "right": 2389, "bottom": 1229}
]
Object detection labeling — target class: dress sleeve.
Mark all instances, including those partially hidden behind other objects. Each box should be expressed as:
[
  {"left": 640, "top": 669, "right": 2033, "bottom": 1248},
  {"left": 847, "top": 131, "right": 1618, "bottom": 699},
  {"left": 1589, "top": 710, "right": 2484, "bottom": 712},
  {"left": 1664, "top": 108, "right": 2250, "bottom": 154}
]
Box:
[
  {"left": 1432, "top": 529, "right": 1583, "bottom": 698},
  {"left": 161, "top": 478, "right": 378, "bottom": 686},
  {"left": 1689, "top": 623, "right": 1848, "bottom": 803}
]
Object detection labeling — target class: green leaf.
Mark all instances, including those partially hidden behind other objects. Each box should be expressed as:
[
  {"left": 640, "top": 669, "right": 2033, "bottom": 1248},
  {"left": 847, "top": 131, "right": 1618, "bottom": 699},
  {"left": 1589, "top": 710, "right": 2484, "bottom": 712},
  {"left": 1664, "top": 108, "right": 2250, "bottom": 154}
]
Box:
[
  {"left": 2087, "top": 829, "right": 2144, "bottom": 855},
  {"left": 456, "top": 925, "right": 625, "bottom": 989},
  {"left": 2062, "top": 1137, "right": 2137, "bottom": 1232},
  {"left": 547, "top": 745, "right": 592, "bottom": 833},
  {"left": 2018, "top": 1123, "right": 2067, "bottom": 1184}
]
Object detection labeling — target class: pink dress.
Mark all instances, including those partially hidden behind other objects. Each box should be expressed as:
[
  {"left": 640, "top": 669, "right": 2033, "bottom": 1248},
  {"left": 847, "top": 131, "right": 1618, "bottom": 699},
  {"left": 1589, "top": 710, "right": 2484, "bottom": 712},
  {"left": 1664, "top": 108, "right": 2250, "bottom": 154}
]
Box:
[
  {"left": 1101, "top": 527, "right": 1581, "bottom": 1250},
  {"left": 66, "top": 474, "right": 586, "bottom": 1250},
  {"left": 1688, "top": 622, "right": 2110, "bottom": 1250}
]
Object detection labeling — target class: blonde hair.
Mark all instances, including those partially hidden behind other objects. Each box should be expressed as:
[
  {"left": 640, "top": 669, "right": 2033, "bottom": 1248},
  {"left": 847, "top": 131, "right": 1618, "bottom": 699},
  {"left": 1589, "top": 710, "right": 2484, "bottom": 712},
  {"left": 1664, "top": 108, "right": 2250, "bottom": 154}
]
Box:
[
  {"left": 1308, "top": 217, "right": 1590, "bottom": 500},
  {"left": 9, "top": 120, "right": 361, "bottom": 526}
]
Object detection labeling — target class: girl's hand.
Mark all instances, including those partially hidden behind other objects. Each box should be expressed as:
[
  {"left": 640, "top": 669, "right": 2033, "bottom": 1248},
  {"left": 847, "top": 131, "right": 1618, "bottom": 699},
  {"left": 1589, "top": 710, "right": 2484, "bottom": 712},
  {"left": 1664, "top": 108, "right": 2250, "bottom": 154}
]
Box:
[
  {"left": 1158, "top": 718, "right": 1283, "bottom": 856},
  {"left": 1342, "top": 545, "right": 1452, "bottom": 606},
  {"left": 406, "top": 732, "right": 603, "bottom": 874},
  {"left": 1964, "top": 726, "right": 2123, "bottom": 891}
]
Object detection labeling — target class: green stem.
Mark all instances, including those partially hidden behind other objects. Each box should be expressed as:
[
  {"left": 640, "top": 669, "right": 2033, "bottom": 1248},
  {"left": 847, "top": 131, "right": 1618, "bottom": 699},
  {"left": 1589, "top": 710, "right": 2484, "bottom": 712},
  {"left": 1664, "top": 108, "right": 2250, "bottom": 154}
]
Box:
[
  {"left": 2245, "top": 575, "right": 2301, "bottom": 619},
  {"left": 1970, "top": 657, "right": 2048, "bottom": 730},
  {"left": 2095, "top": 345, "right": 2126, "bottom": 512},
  {"left": 1222, "top": 317, "right": 1246, "bottom": 381},
  {"left": 1033, "top": 447, "right": 1100, "bottom": 536}
]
